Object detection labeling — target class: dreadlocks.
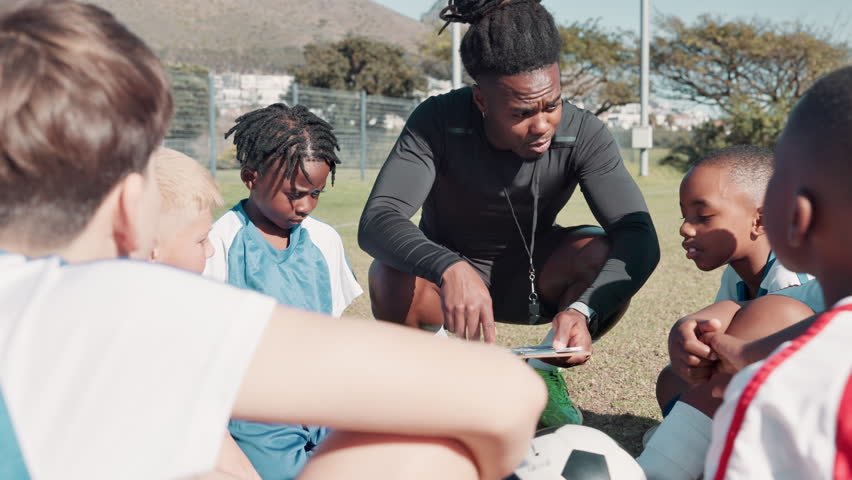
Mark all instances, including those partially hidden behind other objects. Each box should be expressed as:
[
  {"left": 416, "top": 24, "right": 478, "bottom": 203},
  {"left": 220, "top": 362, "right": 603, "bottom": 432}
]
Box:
[
  {"left": 439, "top": 0, "right": 561, "bottom": 80},
  {"left": 225, "top": 103, "right": 341, "bottom": 185}
]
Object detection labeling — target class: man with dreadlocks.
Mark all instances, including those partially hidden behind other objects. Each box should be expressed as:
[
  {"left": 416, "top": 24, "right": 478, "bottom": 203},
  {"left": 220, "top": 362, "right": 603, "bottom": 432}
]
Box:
[
  {"left": 204, "top": 103, "right": 363, "bottom": 480},
  {"left": 359, "top": 0, "right": 660, "bottom": 429}
]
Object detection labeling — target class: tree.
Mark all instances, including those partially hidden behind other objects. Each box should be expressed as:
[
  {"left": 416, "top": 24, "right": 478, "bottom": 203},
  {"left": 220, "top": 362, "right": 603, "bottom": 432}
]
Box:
[
  {"left": 416, "top": 23, "right": 474, "bottom": 84},
  {"left": 295, "top": 36, "right": 426, "bottom": 98},
  {"left": 654, "top": 15, "right": 849, "bottom": 169},
  {"left": 559, "top": 20, "right": 638, "bottom": 115},
  {"left": 417, "top": 23, "right": 454, "bottom": 81},
  {"left": 164, "top": 63, "right": 209, "bottom": 157}
]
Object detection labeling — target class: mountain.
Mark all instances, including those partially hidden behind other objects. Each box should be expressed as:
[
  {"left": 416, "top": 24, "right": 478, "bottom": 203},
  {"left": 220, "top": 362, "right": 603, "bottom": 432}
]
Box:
[
  {"left": 420, "top": 0, "right": 445, "bottom": 23},
  {"left": 88, "top": 0, "right": 430, "bottom": 73}
]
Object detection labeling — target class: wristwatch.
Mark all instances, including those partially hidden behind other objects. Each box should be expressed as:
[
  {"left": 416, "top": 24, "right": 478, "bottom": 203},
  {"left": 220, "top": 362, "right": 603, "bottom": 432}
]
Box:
[{"left": 566, "top": 301, "right": 597, "bottom": 325}]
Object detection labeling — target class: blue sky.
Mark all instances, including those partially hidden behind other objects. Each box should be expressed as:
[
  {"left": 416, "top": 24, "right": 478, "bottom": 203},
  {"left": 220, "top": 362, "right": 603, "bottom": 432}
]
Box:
[{"left": 375, "top": 0, "right": 852, "bottom": 43}]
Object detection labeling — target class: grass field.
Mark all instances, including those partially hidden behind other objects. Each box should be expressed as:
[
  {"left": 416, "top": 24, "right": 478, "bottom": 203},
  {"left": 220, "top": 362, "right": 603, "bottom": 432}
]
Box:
[{"left": 213, "top": 151, "right": 721, "bottom": 455}]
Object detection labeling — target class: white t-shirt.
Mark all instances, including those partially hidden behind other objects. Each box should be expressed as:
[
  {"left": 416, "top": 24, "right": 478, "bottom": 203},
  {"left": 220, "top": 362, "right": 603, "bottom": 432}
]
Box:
[
  {"left": 714, "top": 253, "right": 813, "bottom": 303},
  {"left": 705, "top": 298, "right": 852, "bottom": 479},
  {"left": 0, "top": 252, "right": 276, "bottom": 480}
]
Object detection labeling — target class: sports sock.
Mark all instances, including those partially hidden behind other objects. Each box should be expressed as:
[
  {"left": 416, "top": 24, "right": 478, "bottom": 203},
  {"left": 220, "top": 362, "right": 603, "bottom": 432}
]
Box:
[
  {"left": 636, "top": 401, "right": 712, "bottom": 480},
  {"left": 420, "top": 324, "right": 448, "bottom": 338}
]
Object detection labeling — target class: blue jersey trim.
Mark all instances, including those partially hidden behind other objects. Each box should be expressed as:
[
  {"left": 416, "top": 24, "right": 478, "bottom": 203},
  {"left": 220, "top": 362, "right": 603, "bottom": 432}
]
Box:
[{"left": 0, "top": 390, "right": 31, "bottom": 480}]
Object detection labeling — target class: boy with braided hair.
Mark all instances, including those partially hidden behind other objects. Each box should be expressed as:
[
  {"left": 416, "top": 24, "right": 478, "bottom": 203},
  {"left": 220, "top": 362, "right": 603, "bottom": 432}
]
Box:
[{"left": 205, "top": 103, "right": 362, "bottom": 480}]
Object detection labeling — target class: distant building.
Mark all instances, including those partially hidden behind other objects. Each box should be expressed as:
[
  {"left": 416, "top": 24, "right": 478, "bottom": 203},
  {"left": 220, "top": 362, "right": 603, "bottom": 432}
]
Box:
[
  {"left": 597, "top": 100, "right": 711, "bottom": 131},
  {"left": 214, "top": 73, "right": 294, "bottom": 115}
]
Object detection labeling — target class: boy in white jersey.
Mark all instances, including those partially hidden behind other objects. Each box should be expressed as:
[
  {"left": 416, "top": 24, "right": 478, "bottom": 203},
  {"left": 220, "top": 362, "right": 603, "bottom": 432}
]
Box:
[
  {"left": 0, "top": 3, "right": 546, "bottom": 480},
  {"left": 205, "top": 103, "right": 362, "bottom": 480},
  {"left": 696, "top": 65, "right": 852, "bottom": 480},
  {"left": 638, "top": 146, "right": 817, "bottom": 479}
]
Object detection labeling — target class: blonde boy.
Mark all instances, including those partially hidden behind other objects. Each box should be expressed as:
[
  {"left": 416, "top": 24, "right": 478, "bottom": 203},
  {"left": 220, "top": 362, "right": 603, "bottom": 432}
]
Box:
[{"left": 150, "top": 147, "right": 221, "bottom": 273}]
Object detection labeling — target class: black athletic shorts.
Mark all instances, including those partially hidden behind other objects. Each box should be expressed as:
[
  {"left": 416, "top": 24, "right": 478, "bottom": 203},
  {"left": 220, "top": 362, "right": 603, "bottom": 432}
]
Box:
[{"left": 461, "top": 224, "right": 605, "bottom": 325}]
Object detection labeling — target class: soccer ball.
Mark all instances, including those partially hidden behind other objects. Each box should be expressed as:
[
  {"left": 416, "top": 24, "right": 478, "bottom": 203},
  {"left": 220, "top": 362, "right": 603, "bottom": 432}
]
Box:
[{"left": 506, "top": 425, "right": 646, "bottom": 480}]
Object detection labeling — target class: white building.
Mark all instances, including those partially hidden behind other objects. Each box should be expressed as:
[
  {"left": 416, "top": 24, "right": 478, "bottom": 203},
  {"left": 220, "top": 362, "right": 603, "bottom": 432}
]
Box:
[{"left": 214, "top": 73, "right": 295, "bottom": 114}]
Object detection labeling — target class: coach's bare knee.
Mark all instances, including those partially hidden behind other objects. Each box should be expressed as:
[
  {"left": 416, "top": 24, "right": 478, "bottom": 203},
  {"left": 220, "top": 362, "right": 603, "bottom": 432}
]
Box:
[
  {"left": 539, "top": 235, "right": 610, "bottom": 303},
  {"left": 368, "top": 260, "right": 414, "bottom": 324}
]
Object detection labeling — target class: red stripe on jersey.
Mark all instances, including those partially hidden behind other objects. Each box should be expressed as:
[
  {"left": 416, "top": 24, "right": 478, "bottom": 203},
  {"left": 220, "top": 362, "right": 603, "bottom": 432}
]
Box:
[
  {"left": 834, "top": 372, "right": 852, "bottom": 477},
  {"left": 713, "top": 304, "right": 852, "bottom": 480}
]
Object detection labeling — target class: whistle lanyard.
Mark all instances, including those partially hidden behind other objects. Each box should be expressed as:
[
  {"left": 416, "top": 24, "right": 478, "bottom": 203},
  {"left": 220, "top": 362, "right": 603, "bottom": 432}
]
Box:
[{"left": 503, "top": 162, "right": 541, "bottom": 325}]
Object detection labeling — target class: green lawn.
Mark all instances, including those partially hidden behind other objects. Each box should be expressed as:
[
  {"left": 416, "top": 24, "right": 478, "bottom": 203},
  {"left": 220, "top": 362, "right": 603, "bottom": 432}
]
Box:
[{"left": 214, "top": 150, "right": 720, "bottom": 455}]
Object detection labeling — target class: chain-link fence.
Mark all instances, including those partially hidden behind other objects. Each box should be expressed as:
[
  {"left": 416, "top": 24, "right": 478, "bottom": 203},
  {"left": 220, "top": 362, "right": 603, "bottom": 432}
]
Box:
[
  {"left": 163, "top": 70, "right": 420, "bottom": 180},
  {"left": 162, "top": 69, "right": 662, "bottom": 180}
]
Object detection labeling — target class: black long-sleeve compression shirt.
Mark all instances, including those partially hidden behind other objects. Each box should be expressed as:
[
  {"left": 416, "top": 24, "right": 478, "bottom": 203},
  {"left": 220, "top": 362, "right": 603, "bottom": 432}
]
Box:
[{"left": 358, "top": 87, "right": 660, "bottom": 329}]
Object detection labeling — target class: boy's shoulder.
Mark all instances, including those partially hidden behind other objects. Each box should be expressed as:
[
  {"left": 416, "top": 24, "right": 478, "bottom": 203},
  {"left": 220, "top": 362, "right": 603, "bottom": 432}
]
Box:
[
  {"left": 717, "top": 253, "right": 812, "bottom": 302},
  {"left": 301, "top": 216, "right": 344, "bottom": 242},
  {"left": 760, "top": 254, "right": 812, "bottom": 295},
  {"left": 0, "top": 253, "right": 275, "bottom": 480},
  {"left": 210, "top": 202, "right": 249, "bottom": 241},
  {"left": 2, "top": 252, "right": 229, "bottom": 305}
]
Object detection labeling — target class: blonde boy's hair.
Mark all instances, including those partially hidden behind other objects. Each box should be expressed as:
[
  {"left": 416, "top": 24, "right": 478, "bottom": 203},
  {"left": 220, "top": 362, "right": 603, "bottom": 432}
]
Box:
[{"left": 153, "top": 147, "right": 223, "bottom": 217}]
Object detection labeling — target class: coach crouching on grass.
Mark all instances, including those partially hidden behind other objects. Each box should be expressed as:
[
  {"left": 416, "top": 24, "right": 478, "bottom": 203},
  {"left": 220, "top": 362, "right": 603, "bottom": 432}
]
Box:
[{"left": 358, "top": 0, "right": 660, "bottom": 429}]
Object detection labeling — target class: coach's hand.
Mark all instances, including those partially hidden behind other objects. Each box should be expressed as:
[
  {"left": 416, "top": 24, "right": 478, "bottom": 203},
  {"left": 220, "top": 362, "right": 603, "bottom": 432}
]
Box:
[
  {"left": 550, "top": 309, "right": 592, "bottom": 367},
  {"left": 669, "top": 316, "right": 718, "bottom": 384},
  {"left": 440, "top": 261, "right": 497, "bottom": 343}
]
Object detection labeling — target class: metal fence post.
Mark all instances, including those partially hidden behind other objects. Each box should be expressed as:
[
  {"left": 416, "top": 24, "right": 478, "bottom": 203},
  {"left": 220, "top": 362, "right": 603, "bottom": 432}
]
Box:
[
  {"left": 292, "top": 82, "right": 299, "bottom": 106},
  {"left": 207, "top": 71, "right": 217, "bottom": 178},
  {"left": 360, "top": 90, "right": 367, "bottom": 182}
]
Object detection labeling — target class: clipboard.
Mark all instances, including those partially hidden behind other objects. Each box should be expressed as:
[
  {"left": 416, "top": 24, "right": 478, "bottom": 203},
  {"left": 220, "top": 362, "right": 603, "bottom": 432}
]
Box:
[{"left": 510, "top": 345, "right": 591, "bottom": 361}]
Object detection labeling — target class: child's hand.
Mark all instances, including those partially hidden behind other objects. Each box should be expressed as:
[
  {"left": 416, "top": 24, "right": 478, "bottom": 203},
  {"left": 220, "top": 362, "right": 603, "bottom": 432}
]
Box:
[
  {"left": 698, "top": 322, "right": 750, "bottom": 375},
  {"left": 668, "top": 316, "right": 720, "bottom": 383}
]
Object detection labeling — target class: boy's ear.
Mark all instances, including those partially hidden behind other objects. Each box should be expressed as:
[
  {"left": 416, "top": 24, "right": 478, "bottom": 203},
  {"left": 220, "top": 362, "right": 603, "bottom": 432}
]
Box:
[
  {"left": 241, "top": 168, "right": 258, "bottom": 190},
  {"left": 787, "top": 189, "right": 814, "bottom": 248},
  {"left": 751, "top": 206, "right": 766, "bottom": 238},
  {"left": 112, "top": 172, "right": 148, "bottom": 257}
]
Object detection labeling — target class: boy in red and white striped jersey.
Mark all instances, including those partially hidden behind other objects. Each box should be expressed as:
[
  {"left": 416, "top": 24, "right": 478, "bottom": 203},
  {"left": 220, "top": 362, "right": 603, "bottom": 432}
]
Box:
[{"left": 702, "top": 66, "right": 852, "bottom": 480}]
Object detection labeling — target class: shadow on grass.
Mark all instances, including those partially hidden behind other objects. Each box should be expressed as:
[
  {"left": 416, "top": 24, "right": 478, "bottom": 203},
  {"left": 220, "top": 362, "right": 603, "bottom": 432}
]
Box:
[{"left": 578, "top": 410, "right": 659, "bottom": 457}]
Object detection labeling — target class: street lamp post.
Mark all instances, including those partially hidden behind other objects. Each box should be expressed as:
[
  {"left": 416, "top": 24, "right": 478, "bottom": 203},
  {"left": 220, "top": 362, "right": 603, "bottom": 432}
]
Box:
[
  {"left": 638, "top": 0, "right": 651, "bottom": 176},
  {"left": 452, "top": 22, "right": 462, "bottom": 90}
]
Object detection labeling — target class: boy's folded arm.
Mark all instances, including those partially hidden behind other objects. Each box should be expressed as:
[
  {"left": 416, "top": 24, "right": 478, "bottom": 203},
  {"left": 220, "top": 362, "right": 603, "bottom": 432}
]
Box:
[
  {"left": 232, "top": 305, "right": 546, "bottom": 480},
  {"left": 708, "top": 313, "right": 821, "bottom": 374},
  {"left": 668, "top": 300, "right": 742, "bottom": 383}
]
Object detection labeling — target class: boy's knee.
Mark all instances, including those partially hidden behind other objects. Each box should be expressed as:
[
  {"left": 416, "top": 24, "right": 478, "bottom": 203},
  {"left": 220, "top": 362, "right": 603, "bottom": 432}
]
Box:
[{"left": 728, "top": 294, "right": 814, "bottom": 340}]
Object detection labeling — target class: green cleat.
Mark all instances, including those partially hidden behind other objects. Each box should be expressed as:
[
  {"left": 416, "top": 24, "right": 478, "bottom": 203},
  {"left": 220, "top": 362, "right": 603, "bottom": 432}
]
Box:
[{"left": 535, "top": 368, "right": 583, "bottom": 428}]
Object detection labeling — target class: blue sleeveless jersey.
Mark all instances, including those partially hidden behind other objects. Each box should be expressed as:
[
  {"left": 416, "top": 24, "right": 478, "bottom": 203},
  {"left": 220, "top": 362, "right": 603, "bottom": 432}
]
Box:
[{"left": 205, "top": 201, "right": 362, "bottom": 480}]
